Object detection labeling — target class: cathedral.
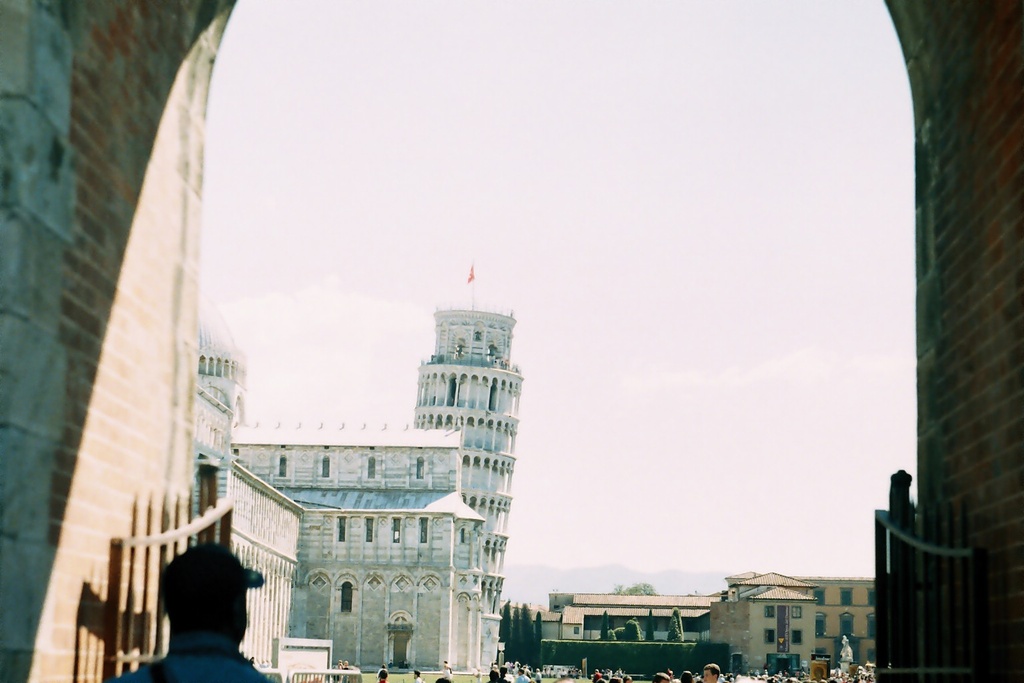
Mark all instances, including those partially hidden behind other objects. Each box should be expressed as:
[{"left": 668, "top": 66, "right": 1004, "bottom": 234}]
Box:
[{"left": 194, "top": 302, "right": 523, "bottom": 671}]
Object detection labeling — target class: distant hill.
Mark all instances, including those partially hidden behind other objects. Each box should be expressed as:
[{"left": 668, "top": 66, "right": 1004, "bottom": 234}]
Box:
[{"left": 501, "top": 564, "right": 729, "bottom": 607}]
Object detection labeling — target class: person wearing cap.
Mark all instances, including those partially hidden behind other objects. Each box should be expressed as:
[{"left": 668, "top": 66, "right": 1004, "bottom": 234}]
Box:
[{"left": 104, "top": 543, "right": 267, "bottom": 682}]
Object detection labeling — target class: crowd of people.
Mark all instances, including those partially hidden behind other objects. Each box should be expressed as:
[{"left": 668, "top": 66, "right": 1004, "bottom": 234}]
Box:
[
  {"left": 102, "top": 544, "right": 880, "bottom": 683},
  {"left": 346, "top": 660, "right": 877, "bottom": 683}
]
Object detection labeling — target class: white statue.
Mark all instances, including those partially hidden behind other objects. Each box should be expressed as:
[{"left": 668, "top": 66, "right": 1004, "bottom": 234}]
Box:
[{"left": 840, "top": 635, "right": 854, "bottom": 663}]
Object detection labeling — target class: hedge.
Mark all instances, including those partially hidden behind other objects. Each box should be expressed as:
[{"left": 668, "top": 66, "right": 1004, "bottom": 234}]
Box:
[{"left": 539, "top": 640, "right": 730, "bottom": 677}]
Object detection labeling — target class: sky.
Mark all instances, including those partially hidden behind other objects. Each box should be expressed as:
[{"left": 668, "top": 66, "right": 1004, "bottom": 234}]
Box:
[{"left": 199, "top": 1, "right": 917, "bottom": 586}]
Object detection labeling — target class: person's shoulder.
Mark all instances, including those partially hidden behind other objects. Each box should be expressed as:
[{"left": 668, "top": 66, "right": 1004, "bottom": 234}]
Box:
[{"left": 103, "top": 668, "right": 153, "bottom": 683}]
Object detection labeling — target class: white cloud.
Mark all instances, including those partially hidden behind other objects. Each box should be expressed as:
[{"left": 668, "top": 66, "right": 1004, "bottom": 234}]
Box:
[
  {"left": 621, "top": 346, "right": 913, "bottom": 393},
  {"left": 217, "top": 277, "right": 434, "bottom": 424}
]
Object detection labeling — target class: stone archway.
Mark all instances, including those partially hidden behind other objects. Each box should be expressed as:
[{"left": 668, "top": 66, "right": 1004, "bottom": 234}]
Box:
[
  {"left": 0, "top": 2, "right": 1021, "bottom": 681},
  {"left": 0, "top": 2, "right": 238, "bottom": 681}
]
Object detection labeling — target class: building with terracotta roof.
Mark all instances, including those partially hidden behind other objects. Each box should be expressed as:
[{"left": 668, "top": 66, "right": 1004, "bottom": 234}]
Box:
[
  {"left": 793, "top": 576, "right": 875, "bottom": 668},
  {"left": 548, "top": 593, "right": 715, "bottom": 641},
  {"left": 710, "top": 572, "right": 875, "bottom": 675}
]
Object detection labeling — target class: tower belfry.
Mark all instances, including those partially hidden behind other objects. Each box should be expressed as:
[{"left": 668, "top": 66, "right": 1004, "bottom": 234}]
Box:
[{"left": 414, "top": 308, "right": 523, "bottom": 658}]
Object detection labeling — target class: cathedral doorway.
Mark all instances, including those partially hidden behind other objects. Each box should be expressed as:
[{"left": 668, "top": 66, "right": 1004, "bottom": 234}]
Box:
[
  {"left": 391, "top": 632, "right": 411, "bottom": 669},
  {"left": 389, "top": 613, "right": 414, "bottom": 668}
]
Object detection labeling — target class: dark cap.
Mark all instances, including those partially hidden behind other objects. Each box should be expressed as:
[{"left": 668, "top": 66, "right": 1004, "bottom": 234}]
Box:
[{"left": 163, "top": 544, "right": 263, "bottom": 629}]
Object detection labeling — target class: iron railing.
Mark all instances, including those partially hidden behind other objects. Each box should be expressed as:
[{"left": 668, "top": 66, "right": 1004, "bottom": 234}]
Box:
[
  {"left": 874, "top": 470, "right": 988, "bottom": 682},
  {"left": 421, "top": 353, "right": 520, "bottom": 374},
  {"left": 102, "top": 490, "right": 233, "bottom": 680}
]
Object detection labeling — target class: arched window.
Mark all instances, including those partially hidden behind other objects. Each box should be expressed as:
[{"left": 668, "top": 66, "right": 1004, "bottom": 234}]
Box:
[
  {"left": 840, "top": 612, "right": 854, "bottom": 636},
  {"left": 459, "top": 527, "right": 466, "bottom": 544},
  {"left": 416, "top": 457, "right": 425, "bottom": 479},
  {"left": 340, "top": 581, "right": 353, "bottom": 612},
  {"left": 488, "top": 382, "right": 498, "bottom": 411},
  {"left": 367, "top": 456, "right": 376, "bottom": 479},
  {"left": 321, "top": 456, "right": 330, "bottom": 477},
  {"left": 447, "top": 376, "right": 457, "bottom": 406},
  {"left": 278, "top": 456, "right": 287, "bottom": 477}
]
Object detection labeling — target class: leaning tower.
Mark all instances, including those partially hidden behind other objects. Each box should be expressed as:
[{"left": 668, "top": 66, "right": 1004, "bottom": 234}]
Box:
[{"left": 414, "top": 308, "right": 523, "bottom": 657}]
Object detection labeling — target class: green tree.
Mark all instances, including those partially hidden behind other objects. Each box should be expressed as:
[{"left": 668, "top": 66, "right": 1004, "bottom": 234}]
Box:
[
  {"left": 600, "top": 610, "right": 611, "bottom": 640},
  {"left": 618, "top": 618, "right": 643, "bottom": 641},
  {"left": 613, "top": 582, "right": 659, "bottom": 596},
  {"left": 534, "top": 612, "right": 543, "bottom": 664},
  {"left": 646, "top": 608, "right": 655, "bottom": 641},
  {"left": 513, "top": 603, "right": 533, "bottom": 663},
  {"left": 509, "top": 604, "right": 522, "bottom": 662},
  {"left": 667, "top": 607, "right": 683, "bottom": 642},
  {"left": 500, "top": 602, "right": 512, "bottom": 645}
]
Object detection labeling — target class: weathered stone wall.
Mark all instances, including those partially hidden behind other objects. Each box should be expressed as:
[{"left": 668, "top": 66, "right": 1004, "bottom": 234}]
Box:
[
  {"left": 292, "top": 547, "right": 455, "bottom": 670},
  {"left": 0, "top": 2, "right": 234, "bottom": 681},
  {"left": 226, "top": 463, "right": 301, "bottom": 663},
  {"left": 886, "top": 1, "right": 1024, "bottom": 677},
  {"left": 0, "top": 1, "right": 1020, "bottom": 681},
  {"left": 233, "top": 441, "right": 460, "bottom": 492}
]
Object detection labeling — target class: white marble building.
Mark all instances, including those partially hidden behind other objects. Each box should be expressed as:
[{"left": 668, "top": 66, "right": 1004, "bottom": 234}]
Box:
[
  {"left": 193, "top": 305, "right": 523, "bottom": 671},
  {"left": 414, "top": 309, "right": 525, "bottom": 665},
  {"left": 230, "top": 427, "right": 487, "bottom": 670},
  {"left": 195, "top": 300, "right": 300, "bottom": 664}
]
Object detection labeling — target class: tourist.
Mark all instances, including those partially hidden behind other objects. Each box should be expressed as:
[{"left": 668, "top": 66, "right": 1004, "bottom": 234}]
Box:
[
  {"left": 443, "top": 661, "right": 454, "bottom": 681},
  {"left": 702, "top": 664, "right": 721, "bottom": 683},
  {"left": 415, "top": 670, "right": 424, "bottom": 683},
  {"left": 516, "top": 667, "right": 532, "bottom": 683},
  {"left": 103, "top": 543, "right": 266, "bottom": 683}
]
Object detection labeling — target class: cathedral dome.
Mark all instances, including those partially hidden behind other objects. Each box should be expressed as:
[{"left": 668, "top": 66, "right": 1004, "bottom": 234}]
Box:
[{"left": 198, "top": 296, "right": 246, "bottom": 381}]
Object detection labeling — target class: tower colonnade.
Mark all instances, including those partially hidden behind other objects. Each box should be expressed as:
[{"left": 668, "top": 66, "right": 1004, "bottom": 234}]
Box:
[{"left": 414, "top": 309, "right": 523, "bottom": 667}]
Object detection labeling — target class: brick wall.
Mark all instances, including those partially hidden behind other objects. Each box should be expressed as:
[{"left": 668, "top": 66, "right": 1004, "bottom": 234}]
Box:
[
  {"left": 886, "top": 0, "right": 1024, "bottom": 677},
  {"left": 0, "top": 1, "right": 1020, "bottom": 681},
  {"left": 0, "top": 2, "right": 234, "bottom": 682}
]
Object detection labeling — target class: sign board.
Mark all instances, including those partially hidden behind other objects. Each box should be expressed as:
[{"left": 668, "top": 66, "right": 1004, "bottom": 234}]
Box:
[
  {"left": 808, "top": 661, "right": 828, "bottom": 681},
  {"left": 776, "top": 605, "right": 790, "bottom": 652},
  {"left": 809, "top": 653, "right": 831, "bottom": 682},
  {"left": 274, "top": 637, "right": 333, "bottom": 675}
]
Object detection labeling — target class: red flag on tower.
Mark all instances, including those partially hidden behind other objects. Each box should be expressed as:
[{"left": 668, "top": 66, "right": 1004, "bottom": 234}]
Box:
[{"left": 467, "top": 265, "right": 475, "bottom": 284}]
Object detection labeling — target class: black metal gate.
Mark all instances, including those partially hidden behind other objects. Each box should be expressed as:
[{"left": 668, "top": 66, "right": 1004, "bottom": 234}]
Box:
[{"left": 874, "top": 470, "right": 988, "bottom": 682}]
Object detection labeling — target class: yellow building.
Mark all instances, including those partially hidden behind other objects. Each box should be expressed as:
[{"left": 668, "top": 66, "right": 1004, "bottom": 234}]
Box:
[
  {"left": 709, "top": 572, "right": 876, "bottom": 675},
  {"left": 795, "top": 576, "right": 876, "bottom": 666}
]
